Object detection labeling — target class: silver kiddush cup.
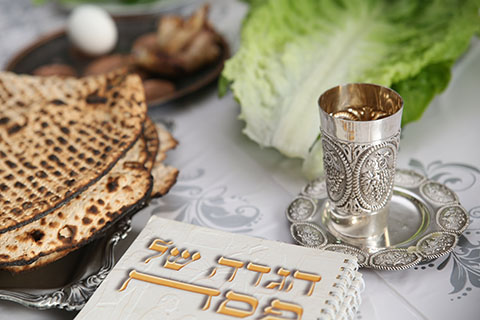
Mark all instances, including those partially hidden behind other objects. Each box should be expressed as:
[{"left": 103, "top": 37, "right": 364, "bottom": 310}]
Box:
[{"left": 319, "top": 83, "right": 403, "bottom": 240}]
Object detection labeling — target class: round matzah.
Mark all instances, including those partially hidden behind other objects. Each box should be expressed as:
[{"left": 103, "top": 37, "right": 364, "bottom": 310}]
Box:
[{"left": 0, "top": 71, "right": 147, "bottom": 233}]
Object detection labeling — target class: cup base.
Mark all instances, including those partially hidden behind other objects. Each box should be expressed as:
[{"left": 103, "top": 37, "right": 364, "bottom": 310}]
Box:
[
  {"left": 320, "top": 194, "right": 427, "bottom": 252},
  {"left": 325, "top": 202, "right": 389, "bottom": 239}
]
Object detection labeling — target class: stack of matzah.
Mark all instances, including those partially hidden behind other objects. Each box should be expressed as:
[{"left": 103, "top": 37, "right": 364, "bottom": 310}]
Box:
[{"left": 0, "top": 71, "right": 178, "bottom": 272}]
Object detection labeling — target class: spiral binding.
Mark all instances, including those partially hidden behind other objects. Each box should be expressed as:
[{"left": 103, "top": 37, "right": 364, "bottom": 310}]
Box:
[{"left": 320, "top": 259, "right": 364, "bottom": 320}]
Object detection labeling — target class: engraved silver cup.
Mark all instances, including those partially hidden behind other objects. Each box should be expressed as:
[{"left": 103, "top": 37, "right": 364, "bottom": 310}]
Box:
[{"left": 319, "top": 83, "right": 403, "bottom": 239}]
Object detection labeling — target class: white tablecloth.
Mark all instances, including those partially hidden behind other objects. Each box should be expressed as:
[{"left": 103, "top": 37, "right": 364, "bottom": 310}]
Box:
[{"left": 1, "top": 1, "right": 479, "bottom": 319}]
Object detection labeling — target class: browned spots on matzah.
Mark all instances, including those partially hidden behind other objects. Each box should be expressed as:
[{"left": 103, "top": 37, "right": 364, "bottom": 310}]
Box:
[
  {"left": 0, "top": 120, "right": 180, "bottom": 271},
  {"left": 57, "top": 225, "right": 76, "bottom": 243},
  {"left": 87, "top": 205, "right": 98, "bottom": 215},
  {"left": 106, "top": 176, "right": 120, "bottom": 192},
  {"left": 29, "top": 230, "right": 44, "bottom": 242},
  {"left": 0, "top": 71, "right": 147, "bottom": 233},
  {"left": 48, "top": 221, "right": 58, "bottom": 228},
  {"left": 0, "top": 135, "right": 152, "bottom": 267},
  {"left": 0, "top": 116, "right": 10, "bottom": 124}
]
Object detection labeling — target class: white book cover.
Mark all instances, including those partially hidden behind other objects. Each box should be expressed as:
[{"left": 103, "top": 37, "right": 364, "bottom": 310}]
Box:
[{"left": 76, "top": 216, "right": 364, "bottom": 320}]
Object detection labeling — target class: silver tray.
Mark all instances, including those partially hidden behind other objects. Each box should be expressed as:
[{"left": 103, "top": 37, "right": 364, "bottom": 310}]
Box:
[
  {"left": 287, "top": 169, "right": 469, "bottom": 271},
  {"left": 0, "top": 218, "right": 131, "bottom": 311}
]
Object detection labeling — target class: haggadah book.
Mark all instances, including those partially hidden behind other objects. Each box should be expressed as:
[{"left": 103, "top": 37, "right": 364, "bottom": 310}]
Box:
[{"left": 76, "top": 216, "right": 364, "bottom": 320}]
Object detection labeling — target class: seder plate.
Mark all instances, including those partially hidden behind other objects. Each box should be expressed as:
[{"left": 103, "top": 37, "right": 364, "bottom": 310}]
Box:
[
  {"left": 0, "top": 218, "right": 131, "bottom": 311},
  {"left": 5, "top": 15, "right": 229, "bottom": 108},
  {"left": 287, "top": 169, "right": 469, "bottom": 271}
]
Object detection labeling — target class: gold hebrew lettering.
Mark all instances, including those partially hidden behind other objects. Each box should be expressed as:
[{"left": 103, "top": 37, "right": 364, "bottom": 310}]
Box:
[
  {"left": 216, "top": 290, "right": 259, "bottom": 318},
  {"left": 144, "top": 238, "right": 173, "bottom": 264},
  {"left": 246, "top": 262, "right": 271, "bottom": 287},
  {"left": 181, "top": 250, "right": 190, "bottom": 259},
  {"left": 118, "top": 270, "right": 220, "bottom": 310},
  {"left": 285, "top": 281, "right": 293, "bottom": 292},
  {"left": 208, "top": 267, "right": 217, "bottom": 278},
  {"left": 218, "top": 256, "right": 245, "bottom": 282},
  {"left": 261, "top": 299, "right": 303, "bottom": 320},
  {"left": 265, "top": 268, "right": 291, "bottom": 291},
  {"left": 170, "top": 247, "right": 180, "bottom": 256},
  {"left": 293, "top": 271, "right": 321, "bottom": 296},
  {"left": 164, "top": 247, "right": 201, "bottom": 271}
]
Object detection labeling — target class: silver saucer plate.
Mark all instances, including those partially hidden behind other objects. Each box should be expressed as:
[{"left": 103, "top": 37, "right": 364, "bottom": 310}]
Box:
[
  {"left": 0, "top": 218, "right": 131, "bottom": 310},
  {"left": 287, "top": 169, "right": 469, "bottom": 271}
]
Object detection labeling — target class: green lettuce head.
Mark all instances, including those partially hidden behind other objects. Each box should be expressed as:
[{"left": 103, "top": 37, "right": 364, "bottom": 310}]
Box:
[{"left": 220, "top": 0, "right": 480, "bottom": 178}]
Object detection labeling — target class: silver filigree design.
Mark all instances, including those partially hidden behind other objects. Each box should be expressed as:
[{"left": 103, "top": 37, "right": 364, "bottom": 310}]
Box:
[
  {"left": 421, "top": 182, "right": 457, "bottom": 204},
  {"left": 416, "top": 232, "right": 458, "bottom": 260},
  {"left": 354, "top": 143, "right": 397, "bottom": 211},
  {"left": 369, "top": 249, "right": 421, "bottom": 271},
  {"left": 321, "top": 135, "right": 352, "bottom": 206},
  {"left": 0, "top": 218, "right": 131, "bottom": 311},
  {"left": 323, "top": 244, "right": 368, "bottom": 267},
  {"left": 394, "top": 169, "right": 426, "bottom": 188},
  {"left": 351, "top": 132, "right": 400, "bottom": 214},
  {"left": 436, "top": 205, "right": 469, "bottom": 234},
  {"left": 321, "top": 131, "right": 399, "bottom": 215},
  {"left": 290, "top": 222, "right": 327, "bottom": 248},
  {"left": 301, "top": 176, "right": 328, "bottom": 199},
  {"left": 286, "top": 196, "right": 317, "bottom": 222}
]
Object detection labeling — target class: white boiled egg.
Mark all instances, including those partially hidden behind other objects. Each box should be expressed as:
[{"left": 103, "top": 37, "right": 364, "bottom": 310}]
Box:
[{"left": 68, "top": 5, "right": 118, "bottom": 56}]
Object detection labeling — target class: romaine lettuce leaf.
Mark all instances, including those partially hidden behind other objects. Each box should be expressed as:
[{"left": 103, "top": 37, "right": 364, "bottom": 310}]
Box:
[
  {"left": 393, "top": 63, "right": 452, "bottom": 126},
  {"left": 221, "top": 0, "right": 479, "bottom": 176}
]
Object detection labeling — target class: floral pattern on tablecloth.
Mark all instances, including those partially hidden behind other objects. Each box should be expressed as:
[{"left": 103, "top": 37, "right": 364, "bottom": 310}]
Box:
[
  {"left": 151, "top": 168, "right": 262, "bottom": 232},
  {"left": 410, "top": 159, "right": 480, "bottom": 301}
]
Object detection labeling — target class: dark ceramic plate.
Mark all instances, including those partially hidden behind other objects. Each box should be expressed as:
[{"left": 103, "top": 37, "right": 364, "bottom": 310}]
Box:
[
  {"left": 5, "top": 15, "right": 229, "bottom": 107},
  {"left": 56, "top": 0, "right": 195, "bottom": 17}
]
